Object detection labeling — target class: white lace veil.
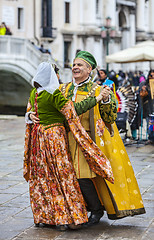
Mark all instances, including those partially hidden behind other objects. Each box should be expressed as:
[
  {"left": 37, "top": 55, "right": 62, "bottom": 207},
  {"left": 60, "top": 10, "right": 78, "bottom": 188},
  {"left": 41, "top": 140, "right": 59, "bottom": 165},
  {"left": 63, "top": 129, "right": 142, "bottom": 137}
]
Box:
[{"left": 31, "top": 62, "right": 59, "bottom": 94}]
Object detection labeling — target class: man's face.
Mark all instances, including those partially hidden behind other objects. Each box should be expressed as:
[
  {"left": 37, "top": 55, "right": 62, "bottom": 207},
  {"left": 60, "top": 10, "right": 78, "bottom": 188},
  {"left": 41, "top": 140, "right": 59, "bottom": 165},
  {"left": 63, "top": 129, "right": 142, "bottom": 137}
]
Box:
[
  {"left": 99, "top": 70, "right": 107, "bottom": 80},
  {"left": 72, "top": 58, "right": 92, "bottom": 83}
]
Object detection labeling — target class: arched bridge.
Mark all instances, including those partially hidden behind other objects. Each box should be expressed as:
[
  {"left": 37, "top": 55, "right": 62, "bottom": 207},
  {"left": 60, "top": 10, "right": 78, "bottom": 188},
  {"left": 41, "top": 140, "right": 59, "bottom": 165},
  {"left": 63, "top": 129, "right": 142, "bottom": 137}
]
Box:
[{"left": 0, "top": 36, "right": 68, "bottom": 115}]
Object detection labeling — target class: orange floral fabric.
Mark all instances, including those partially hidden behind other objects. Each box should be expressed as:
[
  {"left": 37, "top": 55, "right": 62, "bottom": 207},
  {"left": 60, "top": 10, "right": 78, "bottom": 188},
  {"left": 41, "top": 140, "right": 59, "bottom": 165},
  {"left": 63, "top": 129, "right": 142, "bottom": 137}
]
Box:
[
  {"left": 60, "top": 101, "right": 114, "bottom": 184},
  {"left": 24, "top": 123, "right": 88, "bottom": 225}
]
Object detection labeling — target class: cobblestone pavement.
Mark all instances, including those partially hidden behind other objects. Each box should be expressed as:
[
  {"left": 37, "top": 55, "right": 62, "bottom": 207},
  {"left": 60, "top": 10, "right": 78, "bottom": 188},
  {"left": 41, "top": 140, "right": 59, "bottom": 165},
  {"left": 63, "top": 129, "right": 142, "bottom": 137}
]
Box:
[{"left": 0, "top": 117, "right": 153, "bottom": 240}]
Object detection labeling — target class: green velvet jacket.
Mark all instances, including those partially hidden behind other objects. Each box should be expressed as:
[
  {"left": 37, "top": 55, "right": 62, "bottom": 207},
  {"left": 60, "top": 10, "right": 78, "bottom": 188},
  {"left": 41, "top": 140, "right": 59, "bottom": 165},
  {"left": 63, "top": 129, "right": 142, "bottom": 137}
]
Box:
[
  {"left": 29, "top": 88, "right": 97, "bottom": 126},
  {"left": 60, "top": 80, "right": 117, "bottom": 124}
]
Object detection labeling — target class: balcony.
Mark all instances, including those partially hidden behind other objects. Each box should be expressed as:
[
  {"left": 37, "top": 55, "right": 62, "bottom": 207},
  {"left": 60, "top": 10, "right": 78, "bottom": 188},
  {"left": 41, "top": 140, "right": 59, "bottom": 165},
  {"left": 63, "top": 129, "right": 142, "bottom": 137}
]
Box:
[{"left": 41, "top": 27, "right": 57, "bottom": 41}]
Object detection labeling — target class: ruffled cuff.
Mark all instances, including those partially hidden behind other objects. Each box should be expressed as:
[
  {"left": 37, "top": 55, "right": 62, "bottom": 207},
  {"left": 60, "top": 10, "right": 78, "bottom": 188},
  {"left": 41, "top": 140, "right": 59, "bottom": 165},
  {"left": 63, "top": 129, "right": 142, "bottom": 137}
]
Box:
[
  {"left": 25, "top": 111, "right": 33, "bottom": 124},
  {"left": 101, "top": 95, "right": 111, "bottom": 104}
]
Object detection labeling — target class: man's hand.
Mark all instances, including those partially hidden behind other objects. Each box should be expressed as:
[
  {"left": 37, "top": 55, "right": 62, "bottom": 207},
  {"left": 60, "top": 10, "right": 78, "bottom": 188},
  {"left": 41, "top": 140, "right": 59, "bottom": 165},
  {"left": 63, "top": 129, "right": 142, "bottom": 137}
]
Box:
[
  {"left": 96, "top": 86, "right": 111, "bottom": 102},
  {"left": 29, "top": 112, "right": 40, "bottom": 124}
]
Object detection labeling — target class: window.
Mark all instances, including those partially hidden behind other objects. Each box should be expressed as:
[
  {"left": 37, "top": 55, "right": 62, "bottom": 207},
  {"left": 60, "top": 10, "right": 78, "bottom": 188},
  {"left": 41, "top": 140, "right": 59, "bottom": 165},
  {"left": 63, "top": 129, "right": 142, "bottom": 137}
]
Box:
[
  {"left": 17, "top": 7, "right": 24, "bottom": 29},
  {"left": 42, "top": 0, "right": 52, "bottom": 38},
  {"left": 42, "top": 0, "right": 48, "bottom": 27},
  {"left": 64, "top": 41, "right": 71, "bottom": 68},
  {"left": 96, "top": 0, "right": 99, "bottom": 15},
  {"left": 65, "top": 1, "right": 70, "bottom": 23},
  {"left": 119, "top": 10, "right": 126, "bottom": 29}
]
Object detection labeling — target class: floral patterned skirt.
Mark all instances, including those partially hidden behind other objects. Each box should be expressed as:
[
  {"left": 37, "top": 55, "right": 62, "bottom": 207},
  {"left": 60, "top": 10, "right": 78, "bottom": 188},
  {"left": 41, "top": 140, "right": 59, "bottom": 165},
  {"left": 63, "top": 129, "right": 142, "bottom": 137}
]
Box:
[{"left": 28, "top": 124, "right": 88, "bottom": 225}]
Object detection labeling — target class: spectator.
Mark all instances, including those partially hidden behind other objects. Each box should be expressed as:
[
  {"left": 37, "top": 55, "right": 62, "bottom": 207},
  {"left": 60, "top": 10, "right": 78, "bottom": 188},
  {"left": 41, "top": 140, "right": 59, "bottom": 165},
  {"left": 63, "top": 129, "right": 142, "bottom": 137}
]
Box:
[
  {"left": 95, "top": 69, "right": 116, "bottom": 95},
  {"left": 2, "top": 22, "right": 12, "bottom": 35},
  {"left": 130, "top": 89, "right": 141, "bottom": 140},
  {"left": 39, "top": 44, "right": 47, "bottom": 53},
  {"left": 109, "top": 70, "right": 119, "bottom": 89},
  {"left": 128, "top": 71, "right": 134, "bottom": 86},
  {"left": 139, "top": 71, "right": 146, "bottom": 83},
  {"left": 132, "top": 71, "right": 139, "bottom": 86},
  {"left": 139, "top": 69, "right": 154, "bottom": 140},
  {"left": 0, "top": 22, "right": 6, "bottom": 35},
  {"left": 53, "top": 64, "right": 63, "bottom": 84},
  {"left": 39, "top": 44, "right": 51, "bottom": 54}
]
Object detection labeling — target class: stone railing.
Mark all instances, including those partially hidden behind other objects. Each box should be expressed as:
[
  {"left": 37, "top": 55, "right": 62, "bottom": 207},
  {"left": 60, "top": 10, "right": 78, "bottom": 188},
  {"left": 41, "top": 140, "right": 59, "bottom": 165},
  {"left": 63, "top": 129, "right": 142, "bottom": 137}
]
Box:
[
  {"left": 0, "top": 36, "right": 61, "bottom": 81},
  {"left": 0, "top": 36, "right": 71, "bottom": 83}
]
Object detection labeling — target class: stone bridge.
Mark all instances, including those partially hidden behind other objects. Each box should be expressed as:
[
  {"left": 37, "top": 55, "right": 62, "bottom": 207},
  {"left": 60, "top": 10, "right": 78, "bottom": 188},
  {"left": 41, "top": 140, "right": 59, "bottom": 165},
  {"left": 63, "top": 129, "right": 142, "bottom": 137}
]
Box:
[{"left": 0, "top": 36, "right": 71, "bottom": 115}]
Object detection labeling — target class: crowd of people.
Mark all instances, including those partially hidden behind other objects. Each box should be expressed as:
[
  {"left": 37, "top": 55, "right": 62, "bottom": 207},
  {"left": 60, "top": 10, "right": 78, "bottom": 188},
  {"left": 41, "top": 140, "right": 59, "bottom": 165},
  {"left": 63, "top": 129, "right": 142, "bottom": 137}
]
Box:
[
  {"left": 93, "top": 68, "right": 151, "bottom": 90},
  {"left": 93, "top": 68, "right": 154, "bottom": 142},
  {"left": 0, "top": 22, "right": 12, "bottom": 35},
  {"left": 23, "top": 50, "right": 146, "bottom": 232}
]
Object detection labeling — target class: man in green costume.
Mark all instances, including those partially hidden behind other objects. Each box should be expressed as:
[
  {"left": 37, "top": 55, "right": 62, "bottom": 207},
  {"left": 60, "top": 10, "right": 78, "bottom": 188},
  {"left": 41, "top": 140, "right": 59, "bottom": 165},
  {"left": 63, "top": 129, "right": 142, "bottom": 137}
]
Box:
[
  {"left": 59, "top": 51, "right": 117, "bottom": 226},
  {"left": 29, "top": 51, "right": 117, "bottom": 226}
]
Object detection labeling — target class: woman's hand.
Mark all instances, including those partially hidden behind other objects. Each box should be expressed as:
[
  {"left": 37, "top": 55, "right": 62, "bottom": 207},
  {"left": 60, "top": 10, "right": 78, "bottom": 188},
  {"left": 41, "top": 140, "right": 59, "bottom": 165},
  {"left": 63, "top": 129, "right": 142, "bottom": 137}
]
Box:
[{"left": 29, "top": 112, "right": 40, "bottom": 124}]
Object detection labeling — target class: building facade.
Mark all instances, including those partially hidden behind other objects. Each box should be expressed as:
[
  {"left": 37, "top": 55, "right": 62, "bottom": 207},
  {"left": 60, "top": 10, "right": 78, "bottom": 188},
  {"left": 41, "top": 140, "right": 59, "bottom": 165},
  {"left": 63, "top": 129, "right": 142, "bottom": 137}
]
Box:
[{"left": 0, "top": 0, "right": 154, "bottom": 75}]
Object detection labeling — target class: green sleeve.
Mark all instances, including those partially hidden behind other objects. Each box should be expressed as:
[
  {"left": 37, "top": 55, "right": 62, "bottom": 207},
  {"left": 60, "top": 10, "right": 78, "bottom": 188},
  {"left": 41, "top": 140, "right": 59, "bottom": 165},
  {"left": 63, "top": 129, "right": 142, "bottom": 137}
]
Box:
[
  {"left": 73, "top": 96, "right": 97, "bottom": 115},
  {"left": 52, "top": 89, "right": 69, "bottom": 111},
  {"left": 53, "top": 89, "right": 97, "bottom": 115},
  {"left": 99, "top": 91, "right": 117, "bottom": 124},
  {"left": 29, "top": 88, "right": 37, "bottom": 111}
]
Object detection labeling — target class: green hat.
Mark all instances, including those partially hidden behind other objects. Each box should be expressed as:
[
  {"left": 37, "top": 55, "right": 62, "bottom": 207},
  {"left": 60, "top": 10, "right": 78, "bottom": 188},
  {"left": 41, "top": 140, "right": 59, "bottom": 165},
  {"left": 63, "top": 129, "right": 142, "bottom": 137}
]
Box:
[{"left": 75, "top": 51, "right": 97, "bottom": 70}]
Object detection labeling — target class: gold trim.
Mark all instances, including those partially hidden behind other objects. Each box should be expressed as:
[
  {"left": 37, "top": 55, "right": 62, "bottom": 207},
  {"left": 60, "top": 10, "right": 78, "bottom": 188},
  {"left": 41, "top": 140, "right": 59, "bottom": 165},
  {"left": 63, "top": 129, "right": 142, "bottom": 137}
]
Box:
[
  {"left": 44, "top": 123, "right": 64, "bottom": 130},
  {"left": 77, "top": 58, "right": 92, "bottom": 67},
  {"left": 108, "top": 207, "right": 146, "bottom": 220},
  {"left": 89, "top": 108, "right": 95, "bottom": 142},
  {"left": 84, "top": 83, "right": 99, "bottom": 99}
]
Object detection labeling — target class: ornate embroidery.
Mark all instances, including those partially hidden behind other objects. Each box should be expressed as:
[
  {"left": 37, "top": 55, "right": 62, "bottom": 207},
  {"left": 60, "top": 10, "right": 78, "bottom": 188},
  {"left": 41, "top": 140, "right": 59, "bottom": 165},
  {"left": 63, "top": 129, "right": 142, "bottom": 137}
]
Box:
[{"left": 96, "top": 119, "right": 105, "bottom": 137}]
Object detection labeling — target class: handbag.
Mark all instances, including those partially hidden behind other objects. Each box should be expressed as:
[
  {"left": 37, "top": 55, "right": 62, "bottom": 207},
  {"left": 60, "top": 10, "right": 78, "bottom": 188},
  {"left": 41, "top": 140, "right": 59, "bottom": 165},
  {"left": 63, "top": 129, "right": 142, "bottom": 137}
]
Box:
[{"left": 140, "top": 86, "right": 148, "bottom": 98}]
